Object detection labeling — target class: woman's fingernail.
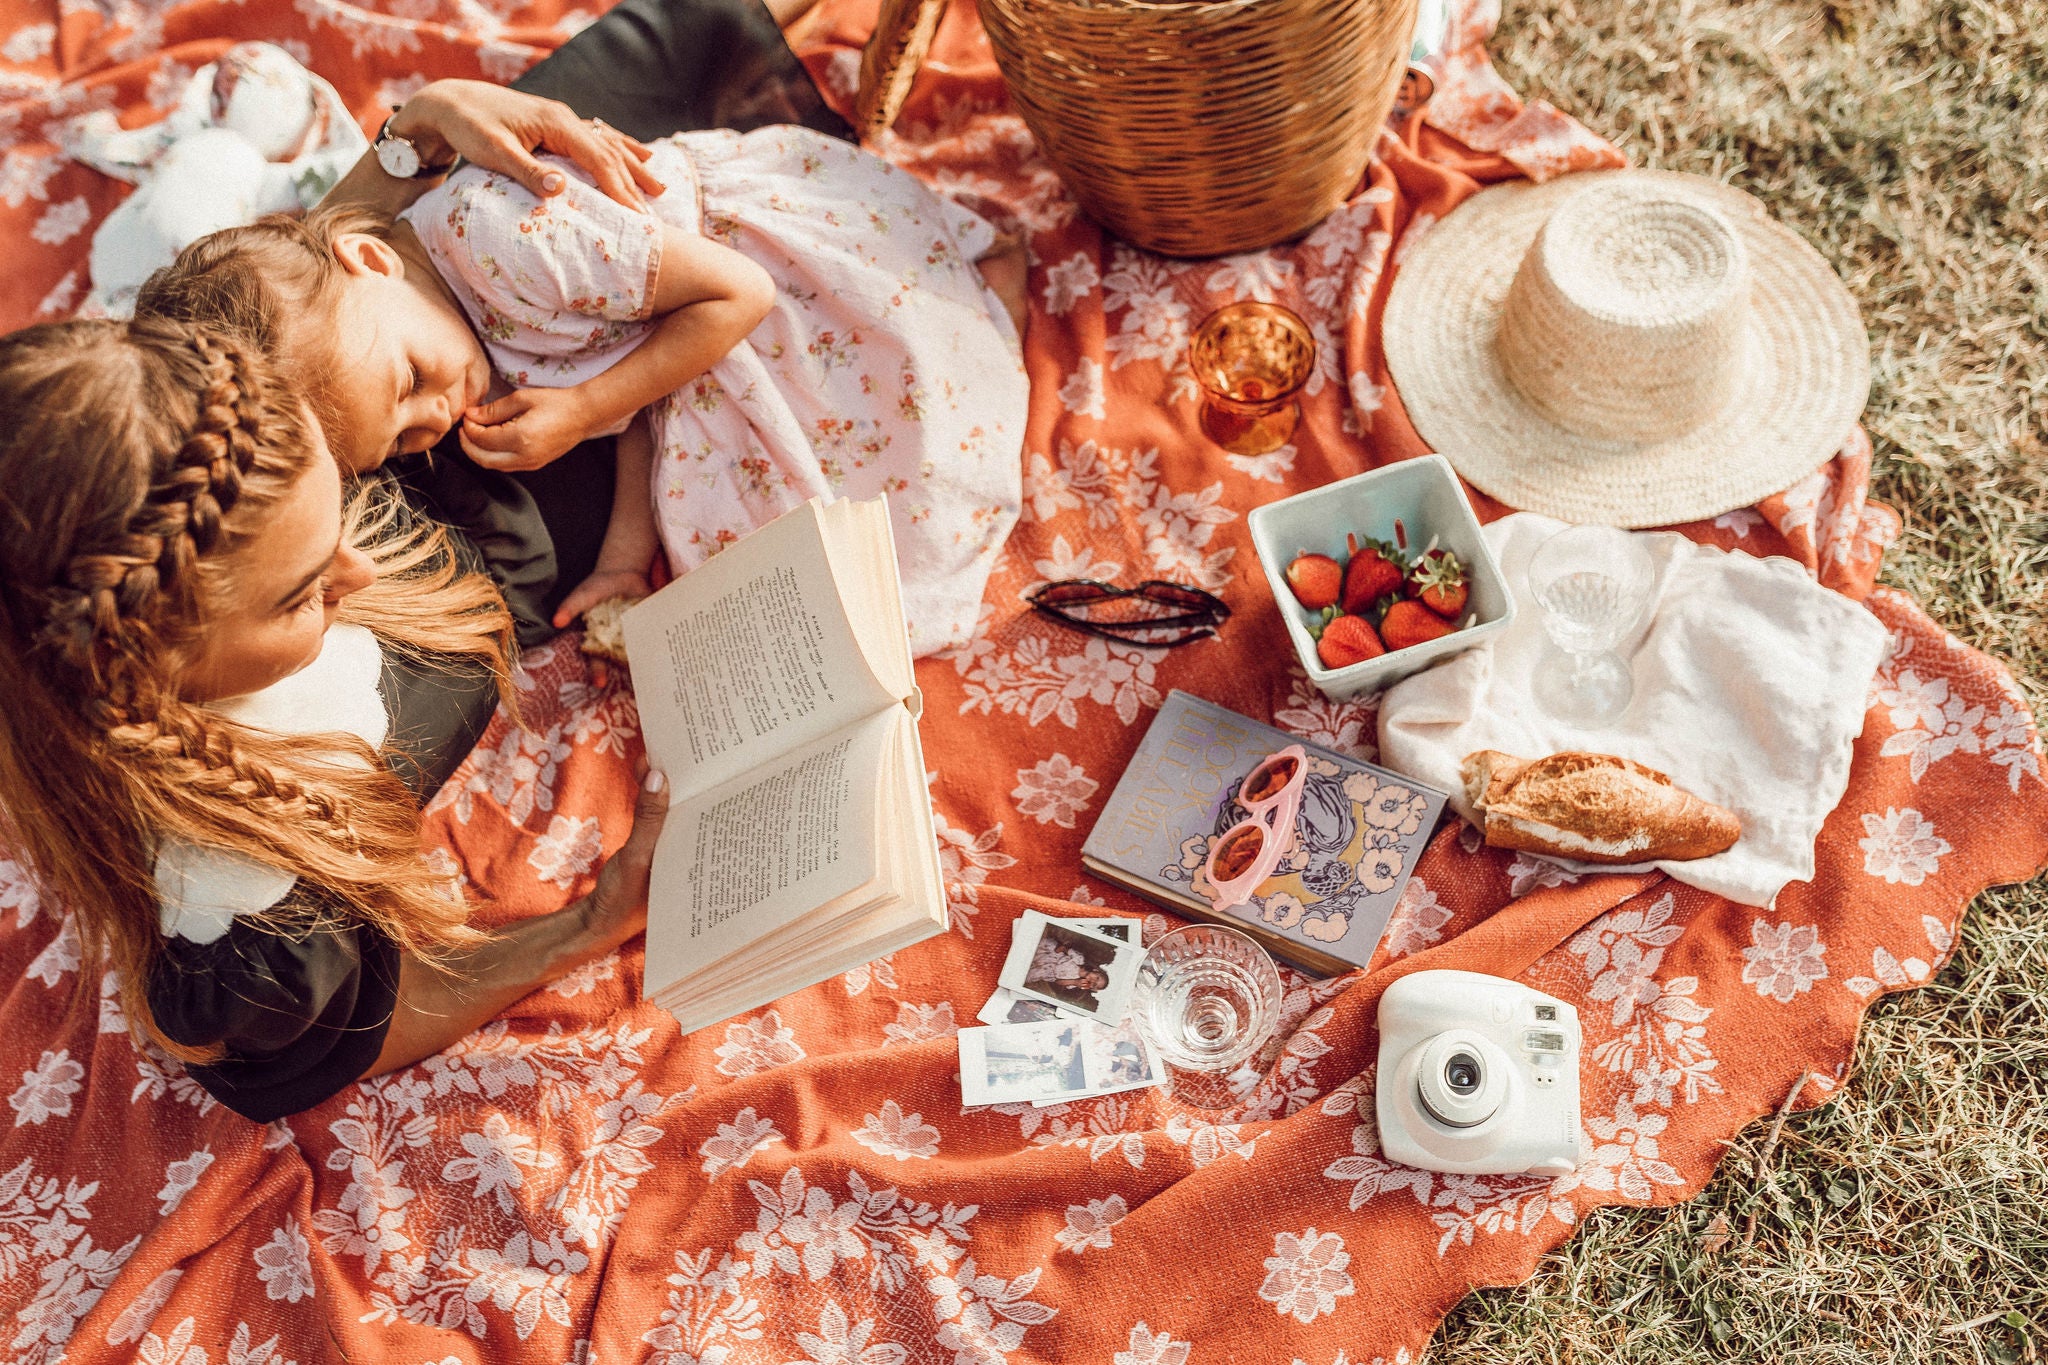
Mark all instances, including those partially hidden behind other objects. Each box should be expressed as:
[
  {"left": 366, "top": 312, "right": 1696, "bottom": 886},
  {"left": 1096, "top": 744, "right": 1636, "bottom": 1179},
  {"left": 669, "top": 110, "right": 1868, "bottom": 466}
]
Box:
[
  {"left": 643, "top": 770, "right": 666, "bottom": 795},
  {"left": 542, "top": 172, "right": 565, "bottom": 193}
]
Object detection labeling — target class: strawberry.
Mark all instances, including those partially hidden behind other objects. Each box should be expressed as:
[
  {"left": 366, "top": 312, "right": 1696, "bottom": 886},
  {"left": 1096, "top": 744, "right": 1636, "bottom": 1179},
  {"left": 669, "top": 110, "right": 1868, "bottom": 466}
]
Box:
[
  {"left": 1284, "top": 552, "right": 1343, "bottom": 610},
  {"left": 1340, "top": 533, "right": 1406, "bottom": 614},
  {"left": 1407, "top": 547, "right": 1468, "bottom": 619},
  {"left": 1315, "top": 613, "right": 1386, "bottom": 670},
  {"left": 1381, "top": 599, "right": 1458, "bottom": 651}
]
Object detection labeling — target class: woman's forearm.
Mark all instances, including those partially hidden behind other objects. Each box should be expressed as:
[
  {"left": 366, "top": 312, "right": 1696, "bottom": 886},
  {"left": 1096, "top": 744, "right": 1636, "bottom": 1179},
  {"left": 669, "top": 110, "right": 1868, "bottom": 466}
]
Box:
[
  {"left": 364, "top": 767, "right": 669, "bottom": 1077},
  {"left": 367, "top": 901, "right": 620, "bottom": 1074},
  {"left": 321, "top": 79, "right": 664, "bottom": 219},
  {"left": 321, "top": 86, "right": 467, "bottom": 217},
  {"left": 321, "top": 149, "right": 441, "bottom": 219}
]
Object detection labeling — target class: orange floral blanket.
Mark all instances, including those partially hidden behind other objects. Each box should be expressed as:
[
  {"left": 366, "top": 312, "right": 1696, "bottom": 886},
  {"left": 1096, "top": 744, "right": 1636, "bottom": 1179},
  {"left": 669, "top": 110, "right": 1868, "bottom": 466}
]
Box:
[{"left": 3, "top": 0, "right": 2045, "bottom": 1361}]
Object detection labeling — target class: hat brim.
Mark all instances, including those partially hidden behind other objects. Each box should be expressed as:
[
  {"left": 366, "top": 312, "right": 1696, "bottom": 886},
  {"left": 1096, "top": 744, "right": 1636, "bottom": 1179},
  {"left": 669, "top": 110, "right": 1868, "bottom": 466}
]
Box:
[{"left": 1383, "top": 170, "right": 1870, "bottom": 528}]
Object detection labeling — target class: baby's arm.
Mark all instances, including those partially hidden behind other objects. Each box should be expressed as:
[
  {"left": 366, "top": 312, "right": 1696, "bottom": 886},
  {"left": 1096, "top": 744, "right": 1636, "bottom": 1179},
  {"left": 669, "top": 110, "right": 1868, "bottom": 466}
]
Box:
[
  {"left": 459, "top": 223, "right": 776, "bottom": 471},
  {"left": 554, "top": 414, "right": 661, "bottom": 628}
]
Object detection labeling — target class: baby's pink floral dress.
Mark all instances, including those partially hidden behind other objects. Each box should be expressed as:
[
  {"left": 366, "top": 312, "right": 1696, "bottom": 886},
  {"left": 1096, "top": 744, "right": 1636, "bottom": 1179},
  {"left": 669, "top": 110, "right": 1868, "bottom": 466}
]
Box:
[{"left": 404, "top": 127, "right": 1027, "bottom": 655}]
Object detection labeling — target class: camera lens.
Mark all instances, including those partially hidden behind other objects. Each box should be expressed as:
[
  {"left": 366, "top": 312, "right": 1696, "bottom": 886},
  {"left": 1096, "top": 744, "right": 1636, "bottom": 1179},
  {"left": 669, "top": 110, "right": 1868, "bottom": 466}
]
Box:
[{"left": 1413, "top": 1031, "right": 1507, "bottom": 1130}]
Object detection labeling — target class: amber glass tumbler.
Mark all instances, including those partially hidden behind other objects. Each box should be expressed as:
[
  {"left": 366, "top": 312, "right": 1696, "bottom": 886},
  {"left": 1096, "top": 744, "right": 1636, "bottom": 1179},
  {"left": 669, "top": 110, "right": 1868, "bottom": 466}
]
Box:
[{"left": 1189, "top": 302, "right": 1317, "bottom": 455}]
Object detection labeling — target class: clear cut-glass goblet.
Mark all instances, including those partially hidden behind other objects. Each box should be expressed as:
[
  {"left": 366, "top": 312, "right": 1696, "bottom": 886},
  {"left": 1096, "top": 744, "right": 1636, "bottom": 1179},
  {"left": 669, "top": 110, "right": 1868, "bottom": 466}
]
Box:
[
  {"left": 1526, "top": 524, "right": 1657, "bottom": 725},
  {"left": 1133, "top": 924, "right": 1283, "bottom": 1108}
]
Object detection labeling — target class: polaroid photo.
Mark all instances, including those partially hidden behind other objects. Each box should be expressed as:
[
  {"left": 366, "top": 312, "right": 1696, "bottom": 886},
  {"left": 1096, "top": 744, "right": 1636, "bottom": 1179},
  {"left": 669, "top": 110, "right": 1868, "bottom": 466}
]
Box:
[
  {"left": 998, "top": 910, "right": 1144, "bottom": 1024},
  {"left": 980, "top": 908, "right": 1139, "bottom": 1024},
  {"left": 975, "top": 986, "right": 1071, "bottom": 1027},
  {"left": 958, "top": 1020, "right": 1091, "bottom": 1107},
  {"left": 1035, "top": 1019, "right": 1165, "bottom": 1105},
  {"left": 1006, "top": 914, "right": 1136, "bottom": 949}
]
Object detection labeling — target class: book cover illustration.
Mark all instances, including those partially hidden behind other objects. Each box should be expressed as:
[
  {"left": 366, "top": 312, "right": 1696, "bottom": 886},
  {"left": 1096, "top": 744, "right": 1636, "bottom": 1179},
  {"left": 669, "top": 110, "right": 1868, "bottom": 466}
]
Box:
[{"left": 1081, "top": 690, "right": 1448, "bottom": 972}]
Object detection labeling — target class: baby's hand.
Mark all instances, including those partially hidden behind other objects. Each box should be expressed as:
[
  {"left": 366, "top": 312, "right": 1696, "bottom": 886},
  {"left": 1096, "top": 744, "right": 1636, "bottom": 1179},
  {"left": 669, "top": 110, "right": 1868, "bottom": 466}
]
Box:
[
  {"left": 555, "top": 568, "right": 653, "bottom": 631},
  {"left": 459, "top": 387, "right": 593, "bottom": 471}
]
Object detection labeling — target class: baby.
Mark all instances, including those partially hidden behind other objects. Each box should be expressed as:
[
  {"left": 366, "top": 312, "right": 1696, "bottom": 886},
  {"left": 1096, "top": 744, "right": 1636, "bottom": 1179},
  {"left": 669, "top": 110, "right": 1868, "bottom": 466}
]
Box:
[{"left": 140, "top": 125, "right": 1029, "bottom": 655}]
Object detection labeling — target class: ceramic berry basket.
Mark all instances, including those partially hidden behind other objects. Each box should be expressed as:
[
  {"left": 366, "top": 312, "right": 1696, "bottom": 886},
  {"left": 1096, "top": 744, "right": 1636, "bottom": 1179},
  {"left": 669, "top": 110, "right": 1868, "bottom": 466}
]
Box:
[{"left": 1248, "top": 454, "right": 1515, "bottom": 700}]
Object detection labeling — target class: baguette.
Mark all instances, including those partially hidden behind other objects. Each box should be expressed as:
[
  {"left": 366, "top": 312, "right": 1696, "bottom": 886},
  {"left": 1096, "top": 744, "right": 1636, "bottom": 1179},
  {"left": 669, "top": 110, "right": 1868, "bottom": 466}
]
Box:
[{"left": 1461, "top": 749, "right": 1740, "bottom": 864}]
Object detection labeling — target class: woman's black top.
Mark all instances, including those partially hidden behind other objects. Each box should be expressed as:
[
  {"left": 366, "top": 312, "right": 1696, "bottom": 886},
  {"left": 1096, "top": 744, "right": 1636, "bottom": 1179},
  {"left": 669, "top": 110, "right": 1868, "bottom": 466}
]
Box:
[
  {"left": 145, "top": 0, "right": 848, "bottom": 1123},
  {"left": 147, "top": 465, "right": 523, "bottom": 1123}
]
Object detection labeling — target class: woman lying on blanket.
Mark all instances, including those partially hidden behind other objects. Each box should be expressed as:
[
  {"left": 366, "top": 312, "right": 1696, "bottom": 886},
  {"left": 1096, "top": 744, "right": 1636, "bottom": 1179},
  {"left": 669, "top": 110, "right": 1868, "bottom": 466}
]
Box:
[
  {"left": 0, "top": 83, "right": 679, "bottom": 1125},
  {"left": 136, "top": 118, "right": 1031, "bottom": 656}
]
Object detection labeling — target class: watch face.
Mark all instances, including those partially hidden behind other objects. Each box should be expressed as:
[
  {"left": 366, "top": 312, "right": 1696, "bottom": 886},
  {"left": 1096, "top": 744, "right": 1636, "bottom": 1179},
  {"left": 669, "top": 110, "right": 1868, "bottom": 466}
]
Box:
[{"left": 376, "top": 136, "right": 421, "bottom": 179}]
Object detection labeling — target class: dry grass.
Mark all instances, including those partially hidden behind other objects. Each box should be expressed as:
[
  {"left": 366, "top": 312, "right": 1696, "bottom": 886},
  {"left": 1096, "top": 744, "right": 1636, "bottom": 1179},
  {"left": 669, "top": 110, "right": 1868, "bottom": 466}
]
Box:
[{"left": 1431, "top": 0, "right": 2048, "bottom": 1359}]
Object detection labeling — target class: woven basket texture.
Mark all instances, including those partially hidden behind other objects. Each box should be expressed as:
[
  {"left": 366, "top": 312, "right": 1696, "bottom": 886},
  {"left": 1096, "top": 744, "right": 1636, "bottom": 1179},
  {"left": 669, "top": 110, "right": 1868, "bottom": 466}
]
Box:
[
  {"left": 979, "top": 0, "right": 1418, "bottom": 257},
  {"left": 857, "top": 0, "right": 951, "bottom": 135}
]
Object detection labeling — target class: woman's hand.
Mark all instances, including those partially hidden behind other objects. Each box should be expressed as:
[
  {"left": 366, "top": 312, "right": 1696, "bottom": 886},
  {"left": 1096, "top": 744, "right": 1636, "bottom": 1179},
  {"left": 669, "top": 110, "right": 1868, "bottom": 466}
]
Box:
[
  {"left": 389, "top": 80, "right": 664, "bottom": 209},
  {"left": 574, "top": 766, "right": 670, "bottom": 957}
]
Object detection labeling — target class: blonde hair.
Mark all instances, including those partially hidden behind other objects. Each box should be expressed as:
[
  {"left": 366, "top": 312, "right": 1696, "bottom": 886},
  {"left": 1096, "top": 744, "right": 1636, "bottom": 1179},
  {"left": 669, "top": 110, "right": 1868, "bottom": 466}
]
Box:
[
  {"left": 135, "top": 203, "right": 390, "bottom": 431},
  {"left": 0, "top": 318, "right": 512, "bottom": 1060}
]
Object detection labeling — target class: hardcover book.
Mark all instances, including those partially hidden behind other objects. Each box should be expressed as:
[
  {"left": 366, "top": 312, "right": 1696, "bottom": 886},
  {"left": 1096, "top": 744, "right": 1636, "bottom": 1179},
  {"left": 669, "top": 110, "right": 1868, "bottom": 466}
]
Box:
[
  {"left": 623, "top": 497, "right": 946, "bottom": 1035},
  {"left": 1080, "top": 690, "right": 1448, "bottom": 976}
]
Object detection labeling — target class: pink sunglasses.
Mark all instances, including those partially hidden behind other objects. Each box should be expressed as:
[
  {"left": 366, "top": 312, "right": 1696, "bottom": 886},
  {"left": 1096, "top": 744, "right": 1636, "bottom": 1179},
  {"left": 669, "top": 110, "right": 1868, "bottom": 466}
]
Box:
[{"left": 1203, "top": 745, "right": 1307, "bottom": 912}]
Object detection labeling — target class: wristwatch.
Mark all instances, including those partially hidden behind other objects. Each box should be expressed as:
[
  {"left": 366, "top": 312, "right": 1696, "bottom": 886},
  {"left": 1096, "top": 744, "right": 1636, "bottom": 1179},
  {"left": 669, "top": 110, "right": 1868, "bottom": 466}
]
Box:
[{"left": 374, "top": 110, "right": 454, "bottom": 180}]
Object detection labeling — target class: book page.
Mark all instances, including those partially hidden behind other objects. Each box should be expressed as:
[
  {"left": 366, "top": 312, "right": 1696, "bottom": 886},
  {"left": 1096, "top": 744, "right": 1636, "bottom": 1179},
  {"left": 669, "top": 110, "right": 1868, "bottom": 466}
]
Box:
[
  {"left": 817, "top": 498, "right": 916, "bottom": 704},
  {"left": 642, "top": 706, "right": 901, "bottom": 994},
  {"left": 624, "top": 501, "right": 900, "bottom": 802}
]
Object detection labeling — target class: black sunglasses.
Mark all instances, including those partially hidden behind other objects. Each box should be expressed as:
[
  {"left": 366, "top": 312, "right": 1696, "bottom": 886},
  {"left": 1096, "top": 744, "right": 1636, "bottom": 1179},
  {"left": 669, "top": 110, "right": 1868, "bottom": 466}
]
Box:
[{"left": 1026, "top": 578, "right": 1230, "bottom": 648}]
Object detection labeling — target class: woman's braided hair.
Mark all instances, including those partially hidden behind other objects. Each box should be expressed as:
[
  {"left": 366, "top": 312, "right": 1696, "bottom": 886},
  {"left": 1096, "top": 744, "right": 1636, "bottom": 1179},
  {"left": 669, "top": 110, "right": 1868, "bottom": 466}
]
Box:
[
  {"left": 0, "top": 318, "right": 504, "bottom": 1060},
  {"left": 33, "top": 326, "right": 346, "bottom": 825}
]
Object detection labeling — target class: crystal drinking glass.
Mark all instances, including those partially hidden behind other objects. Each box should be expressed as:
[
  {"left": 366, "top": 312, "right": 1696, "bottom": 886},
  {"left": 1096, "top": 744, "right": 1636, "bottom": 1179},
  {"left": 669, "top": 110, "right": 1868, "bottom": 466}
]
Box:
[
  {"left": 1188, "top": 302, "right": 1316, "bottom": 456},
  {"left": 1526, "top": 524, "right": 1657, "bottom": 725},
  {"left": 1133, "top": 924, "right": 1283, "bottom": 1107}
]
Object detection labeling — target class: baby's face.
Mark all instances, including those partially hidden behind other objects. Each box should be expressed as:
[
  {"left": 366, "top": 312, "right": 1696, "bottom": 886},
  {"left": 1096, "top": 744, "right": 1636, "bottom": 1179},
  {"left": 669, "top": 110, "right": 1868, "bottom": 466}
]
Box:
[{"left": 323, "top": 245, "right": 492, "bottom": 473}]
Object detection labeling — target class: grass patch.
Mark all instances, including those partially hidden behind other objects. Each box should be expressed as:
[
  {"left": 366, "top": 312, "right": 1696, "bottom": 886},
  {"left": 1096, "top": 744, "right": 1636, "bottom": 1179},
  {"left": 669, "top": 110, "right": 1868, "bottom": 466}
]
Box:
[{"left": 1431, "top": 0, "right": 2048, "bottom": 1358}]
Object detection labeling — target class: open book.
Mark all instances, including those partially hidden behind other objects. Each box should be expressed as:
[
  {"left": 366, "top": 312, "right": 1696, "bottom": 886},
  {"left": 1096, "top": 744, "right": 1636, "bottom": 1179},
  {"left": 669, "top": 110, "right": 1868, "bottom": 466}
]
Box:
[{"left": 621, "top": 498, "right": 945, "bottom": 1035}]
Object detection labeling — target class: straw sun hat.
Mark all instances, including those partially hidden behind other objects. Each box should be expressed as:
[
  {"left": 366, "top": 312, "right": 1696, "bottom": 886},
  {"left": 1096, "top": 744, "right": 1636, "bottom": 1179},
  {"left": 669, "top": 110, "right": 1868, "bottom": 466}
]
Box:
[{"left": 1383, "top": 170, "right": 1869, "bottom": 527}]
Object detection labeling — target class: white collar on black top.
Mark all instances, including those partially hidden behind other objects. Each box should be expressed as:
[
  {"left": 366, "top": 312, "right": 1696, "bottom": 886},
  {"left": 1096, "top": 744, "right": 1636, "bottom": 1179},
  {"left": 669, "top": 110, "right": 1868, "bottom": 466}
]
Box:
[{"left": 155, "top": 624, "right": 387, "bottom": 945}]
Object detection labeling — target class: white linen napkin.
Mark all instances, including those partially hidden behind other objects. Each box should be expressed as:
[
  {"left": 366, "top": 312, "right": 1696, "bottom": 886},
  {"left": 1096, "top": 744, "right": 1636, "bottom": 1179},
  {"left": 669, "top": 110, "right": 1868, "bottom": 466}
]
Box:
[{"left": 1377, "top": 513, "right": 1890, "bottom": 906}]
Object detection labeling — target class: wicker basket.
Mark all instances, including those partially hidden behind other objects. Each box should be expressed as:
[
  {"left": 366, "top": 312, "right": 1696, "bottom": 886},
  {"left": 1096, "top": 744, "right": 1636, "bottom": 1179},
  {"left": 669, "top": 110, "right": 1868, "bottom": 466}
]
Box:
[{"left": 978, "top": 0, "right": 1418, "bottom": 258}]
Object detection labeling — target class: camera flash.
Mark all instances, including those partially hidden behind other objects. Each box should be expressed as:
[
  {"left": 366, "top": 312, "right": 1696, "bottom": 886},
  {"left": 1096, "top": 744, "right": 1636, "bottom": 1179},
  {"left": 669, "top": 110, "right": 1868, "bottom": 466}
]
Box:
[{"left": 1534, "top": 1004, "right": 1558, "bottom": 1021}]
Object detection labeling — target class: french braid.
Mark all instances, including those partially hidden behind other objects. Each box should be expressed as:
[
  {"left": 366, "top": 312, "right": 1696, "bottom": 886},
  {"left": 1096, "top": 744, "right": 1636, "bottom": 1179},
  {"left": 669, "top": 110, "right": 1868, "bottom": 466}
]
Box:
[
  {"left": 37, "top": 331, "right": 254, "bottom": 661},
  {"left": 38, "top": 332, "right": 358, "bottom": 834},
  {"left": 0, "top": 318, "right": 508, "bottom": 1061}
]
